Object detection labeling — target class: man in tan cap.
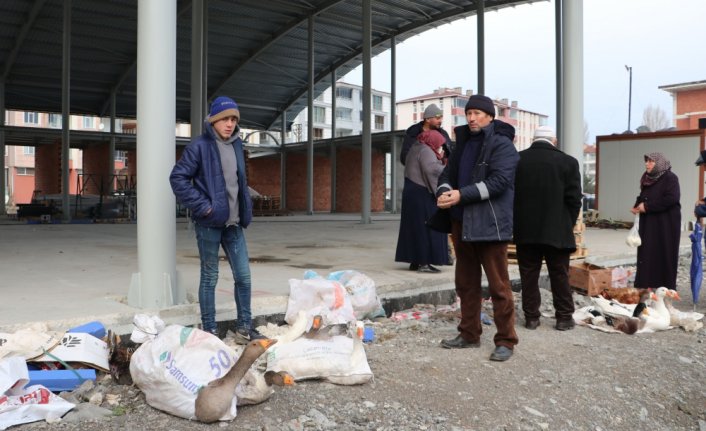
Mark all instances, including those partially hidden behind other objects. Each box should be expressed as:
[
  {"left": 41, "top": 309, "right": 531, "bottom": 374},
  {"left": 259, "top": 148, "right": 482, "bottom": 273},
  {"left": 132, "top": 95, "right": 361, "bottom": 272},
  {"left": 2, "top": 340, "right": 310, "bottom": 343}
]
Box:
[{"left": 399, "top": 103, "right": 451, "bottom": 165}]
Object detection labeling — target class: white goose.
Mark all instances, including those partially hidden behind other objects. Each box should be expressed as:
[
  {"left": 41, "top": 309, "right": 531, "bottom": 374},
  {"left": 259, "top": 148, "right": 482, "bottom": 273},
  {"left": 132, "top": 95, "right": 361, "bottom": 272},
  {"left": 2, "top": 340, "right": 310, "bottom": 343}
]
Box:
[
  {"left": 591, "top": 296, "right": 638, "bottom": 319},
  {"left": 636, "top": 287, "right": 674, "bottom": 333}
]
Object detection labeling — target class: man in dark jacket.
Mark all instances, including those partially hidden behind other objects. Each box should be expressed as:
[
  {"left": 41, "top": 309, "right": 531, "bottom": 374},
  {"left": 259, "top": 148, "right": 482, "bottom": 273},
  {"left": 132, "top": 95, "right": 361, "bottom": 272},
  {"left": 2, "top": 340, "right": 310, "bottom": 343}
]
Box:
[
  {"left": 170, "top": 96, "right": 264, "bottom": 344},
  {"left": 436, "top": 94, "right": 519, "bottom": 362},
  {"left": 513, "top": 126, "right": 582, "bottom": 331},
  {"left": 399, "top": 104, "right": 452, "bottom": 165}
]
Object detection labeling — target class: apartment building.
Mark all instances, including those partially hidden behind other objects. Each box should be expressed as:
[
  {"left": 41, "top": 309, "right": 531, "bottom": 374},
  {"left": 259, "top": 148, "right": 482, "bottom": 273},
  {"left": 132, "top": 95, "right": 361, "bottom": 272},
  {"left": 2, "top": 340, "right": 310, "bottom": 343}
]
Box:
[
  {"left": 289, "top": 81, "right": 392, "bottom": 142},
  {"left": 396, "top": 87, "right": 548, "bottom": 150}
]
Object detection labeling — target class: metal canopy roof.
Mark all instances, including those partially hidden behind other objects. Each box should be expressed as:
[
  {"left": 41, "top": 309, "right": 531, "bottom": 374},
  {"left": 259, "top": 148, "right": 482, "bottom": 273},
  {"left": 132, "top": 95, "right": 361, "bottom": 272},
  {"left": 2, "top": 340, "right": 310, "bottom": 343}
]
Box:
[{"left": 1, "top": 0, "right": 535, "bottom": 132}]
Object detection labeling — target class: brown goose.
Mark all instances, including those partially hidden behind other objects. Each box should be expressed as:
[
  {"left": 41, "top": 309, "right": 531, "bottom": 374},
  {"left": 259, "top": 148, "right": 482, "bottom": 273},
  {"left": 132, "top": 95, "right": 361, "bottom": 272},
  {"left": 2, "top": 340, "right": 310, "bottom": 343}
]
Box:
[
  {"left": 264, "top": 370, "right": 295, "bottom": 386},
  {"left": 195, "top": 338, "right": 276, "bottom": 423}
]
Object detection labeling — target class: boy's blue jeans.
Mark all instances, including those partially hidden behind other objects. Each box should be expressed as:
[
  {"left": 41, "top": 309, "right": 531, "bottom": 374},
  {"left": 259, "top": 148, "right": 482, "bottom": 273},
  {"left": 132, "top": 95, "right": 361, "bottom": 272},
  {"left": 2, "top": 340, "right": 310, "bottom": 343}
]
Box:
[{"left": 194, "top": 224, "right": 252, "bottom": 333}]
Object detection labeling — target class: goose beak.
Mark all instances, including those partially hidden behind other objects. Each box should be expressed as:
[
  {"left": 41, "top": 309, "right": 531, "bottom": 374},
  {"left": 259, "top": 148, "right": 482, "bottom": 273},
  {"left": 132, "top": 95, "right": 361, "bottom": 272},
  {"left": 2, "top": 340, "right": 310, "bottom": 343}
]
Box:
[
  {"left": 650, "top": 292, "right": 657, "bottom": 301},
  {"left": 257, "top": 338, "right": 277, "bottom": 350},
  {"left": 667, "top": 290, "right": 681, "bottom": 300},
  {"left": 281, "top": 373, "right": 295, "bottom": 386}
]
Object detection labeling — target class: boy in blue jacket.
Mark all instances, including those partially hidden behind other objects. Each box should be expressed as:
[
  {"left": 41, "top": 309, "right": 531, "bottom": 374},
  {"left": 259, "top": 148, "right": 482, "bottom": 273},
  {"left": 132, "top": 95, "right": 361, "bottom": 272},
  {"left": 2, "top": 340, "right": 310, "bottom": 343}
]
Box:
[{"left": 170, "top": 96, "right": 264, "bottom": 344}]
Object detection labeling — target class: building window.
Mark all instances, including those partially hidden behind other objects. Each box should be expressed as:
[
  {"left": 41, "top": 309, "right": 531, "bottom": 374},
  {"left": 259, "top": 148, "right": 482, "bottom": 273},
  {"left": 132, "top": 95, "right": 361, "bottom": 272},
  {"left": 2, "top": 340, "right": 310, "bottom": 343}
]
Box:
[
  {"left": 509, "top": 109, "right": 517, "bottom": 119},
  {"left": 336, "top": 87, "right": 352, "bottom": 99},
  {"left": 454, "top": 98, "right": 468, "bottom": 108},
  {"left": 48, "top": 114, "right": 62, "bottom": 128},
  {"left": 439, "top": 98, "right": 444, "bottom": 110},
  {"left": 24, "top": 112, "right": 38, "bottom": 124},
  {"left": 336, "top": 129, "right": 352, "bottom": 137},
  {"left": 23, "top": 146, "right": 35, "bottom": 155},
  {"left": 413, "top": 101, "right": 417, "bottom": 113},
  {"left": 373, "top": 95, "right": 383, "bottom": 111},
  {"left": 420, "top": 100, "right": 425, "bottom": 112},
  {"left": 115, "top": 150, "right": 127, "bottom": 164},
  {"left": 335, "top": 108, "right": 352, "bottom": 120},
  {"left": 374, "top": 115, "right": 384, "bottom": 130},
  {"left": 83, "top": 116, "right": 94, "bottom": 129},
  {"left": 313, "top": 106, "right": 326, "bottom": 124},
  {"left": 17, "top": 167, "right": 35, "bottom": 176},
  {"left": 313, "top": 128, "right": 324, "bottom": 139}
]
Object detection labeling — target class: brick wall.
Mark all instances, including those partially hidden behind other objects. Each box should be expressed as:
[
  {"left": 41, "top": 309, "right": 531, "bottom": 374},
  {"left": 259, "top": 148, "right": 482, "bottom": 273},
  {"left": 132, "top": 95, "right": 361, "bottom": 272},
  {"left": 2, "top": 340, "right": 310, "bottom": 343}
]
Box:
[
  {"left": 34, "top": 141, "right": 62, "bottom": 194},
  {"left": 335, "top": 148, "right": 385, "bottom": 212},
  {"left": 285, "top": 153, "right": 332, "bottom": 211},
  {"left": 675, "top": 88, "right": 706, "bottom": 131},
  {"left": 82, "top": 144, "right": 111, "bottom": 195},
  {"left": 247, "top": 156, "right": 282, "bottom": 197},
  {"left": 676, "top": 88, "right": 706, "bottom": 115}
]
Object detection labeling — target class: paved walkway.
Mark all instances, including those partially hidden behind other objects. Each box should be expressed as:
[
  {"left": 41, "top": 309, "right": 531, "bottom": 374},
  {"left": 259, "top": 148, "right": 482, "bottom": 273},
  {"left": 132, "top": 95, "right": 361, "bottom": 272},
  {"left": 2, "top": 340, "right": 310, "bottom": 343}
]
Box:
[{"left": 0, "top": 214, "right": 693, "bottom": 335}]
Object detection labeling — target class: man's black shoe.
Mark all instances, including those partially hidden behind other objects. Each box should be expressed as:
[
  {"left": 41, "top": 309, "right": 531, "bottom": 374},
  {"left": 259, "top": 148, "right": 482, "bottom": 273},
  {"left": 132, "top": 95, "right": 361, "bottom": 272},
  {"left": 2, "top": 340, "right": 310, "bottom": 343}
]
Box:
[
  {"left": 555, "top": 320, "right": 575, "bottom": 331},
  {"left": 489, "top": 345, "right": 513, "bottom": 361},
  {"left": 440, "top": 335, "right": 480, "bottom": 349},
  {"left": 409, "top": 263, "right": 419, "bottom": 271},
  {"left": 418, "top": 264, "right": 441, "bottom": 273},
  {"left": 525, "top": 319, "right": 540, "bottom": 330}
]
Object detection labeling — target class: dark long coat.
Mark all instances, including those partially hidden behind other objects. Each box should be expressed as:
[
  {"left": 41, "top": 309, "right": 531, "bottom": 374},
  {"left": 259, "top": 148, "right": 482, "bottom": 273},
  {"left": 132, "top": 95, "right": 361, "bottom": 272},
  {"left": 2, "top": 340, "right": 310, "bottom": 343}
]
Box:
[
  {"left": 633, "top": 170, "right": 681, "bottom": 289},
  {"left": 513, "top": 140, "right": 582, "bottom": 250}
]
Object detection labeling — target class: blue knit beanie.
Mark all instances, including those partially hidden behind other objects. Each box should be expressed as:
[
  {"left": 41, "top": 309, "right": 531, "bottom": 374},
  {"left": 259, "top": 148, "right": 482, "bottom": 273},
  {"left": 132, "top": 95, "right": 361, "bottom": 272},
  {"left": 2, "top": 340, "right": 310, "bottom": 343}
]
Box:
[
  {"left": 464, "top": 94, "right": 495, "bottom": 117},
  {"left": 208, "top": 96, "right": 240, "bottom": 123}
]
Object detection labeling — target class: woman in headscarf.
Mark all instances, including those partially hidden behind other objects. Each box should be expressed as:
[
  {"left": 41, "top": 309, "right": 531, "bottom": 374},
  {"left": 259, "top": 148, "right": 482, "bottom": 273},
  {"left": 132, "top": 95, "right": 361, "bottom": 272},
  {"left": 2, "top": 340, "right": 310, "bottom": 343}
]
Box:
[
  {"left": 395, "top": 129, "right": 449, "bottom": 273},
  {"left": 631, "top": 152, "right": 681, "bottom": 289}
]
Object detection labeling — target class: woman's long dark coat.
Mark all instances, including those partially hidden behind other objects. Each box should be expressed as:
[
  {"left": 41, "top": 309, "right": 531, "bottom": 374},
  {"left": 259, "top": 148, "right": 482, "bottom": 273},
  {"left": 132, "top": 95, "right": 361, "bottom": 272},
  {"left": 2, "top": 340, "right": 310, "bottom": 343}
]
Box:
[{"left": 633, "top": 170, "right": 681, "bottom": 289}]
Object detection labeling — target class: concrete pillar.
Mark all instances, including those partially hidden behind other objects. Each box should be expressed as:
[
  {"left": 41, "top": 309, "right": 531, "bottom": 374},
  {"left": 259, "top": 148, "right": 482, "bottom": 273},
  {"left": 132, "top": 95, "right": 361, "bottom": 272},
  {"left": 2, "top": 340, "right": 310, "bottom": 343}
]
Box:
[
  {"left": 561, "top": 0, "right": 584, "bottom": 179},
  {"left": 128, "top": 0, "right": 180, "bottom": 309}
]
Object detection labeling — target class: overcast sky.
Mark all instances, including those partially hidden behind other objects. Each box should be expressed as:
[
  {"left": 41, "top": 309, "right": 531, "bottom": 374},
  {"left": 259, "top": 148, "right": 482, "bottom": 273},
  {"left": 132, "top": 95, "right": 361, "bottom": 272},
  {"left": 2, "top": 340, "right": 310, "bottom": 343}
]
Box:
[{"left": 342, "top": 0, "right": 706, "bottom": 143}]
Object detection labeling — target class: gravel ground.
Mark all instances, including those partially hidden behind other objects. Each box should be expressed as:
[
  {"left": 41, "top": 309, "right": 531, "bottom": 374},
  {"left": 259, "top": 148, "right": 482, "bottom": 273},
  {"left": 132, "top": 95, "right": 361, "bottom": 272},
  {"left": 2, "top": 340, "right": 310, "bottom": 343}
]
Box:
[{"left": 12, "top": 257, "right": 706, "bottom": 431}]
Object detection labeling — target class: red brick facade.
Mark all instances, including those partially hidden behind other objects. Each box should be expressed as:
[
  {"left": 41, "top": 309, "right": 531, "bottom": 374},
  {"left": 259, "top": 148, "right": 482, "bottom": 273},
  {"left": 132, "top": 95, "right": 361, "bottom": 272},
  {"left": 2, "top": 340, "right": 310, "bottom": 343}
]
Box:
[
  {"left": 675, "top": 87, "right": 706, "bottom": 130},
  {"left": 247, "top": 148, "right": 386, "bottom": 213},
  {"left": 34, "top": 141, "right": 63, "bottom": 195}
]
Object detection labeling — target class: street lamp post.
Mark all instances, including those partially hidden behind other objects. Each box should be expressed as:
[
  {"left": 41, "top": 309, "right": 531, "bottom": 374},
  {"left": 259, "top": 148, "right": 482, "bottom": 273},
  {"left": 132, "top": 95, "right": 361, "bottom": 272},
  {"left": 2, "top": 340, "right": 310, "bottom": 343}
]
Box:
[{"left": 625, "top": 65, "right": 632, "bottom": 132}]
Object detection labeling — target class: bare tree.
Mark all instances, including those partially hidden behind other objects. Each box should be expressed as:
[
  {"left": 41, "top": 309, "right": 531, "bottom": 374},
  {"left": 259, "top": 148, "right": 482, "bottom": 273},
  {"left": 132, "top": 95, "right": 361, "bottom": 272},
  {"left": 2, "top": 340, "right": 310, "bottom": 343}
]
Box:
[{"left": 641, "top": 105, "right": 670, "bottom": 131}]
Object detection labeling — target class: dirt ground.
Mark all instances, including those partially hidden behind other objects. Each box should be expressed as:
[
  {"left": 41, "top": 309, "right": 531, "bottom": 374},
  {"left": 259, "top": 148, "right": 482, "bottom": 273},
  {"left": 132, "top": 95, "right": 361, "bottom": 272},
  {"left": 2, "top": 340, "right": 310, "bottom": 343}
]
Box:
[{"left": 10, "top": 261, "right": 706, "bottom": 431}]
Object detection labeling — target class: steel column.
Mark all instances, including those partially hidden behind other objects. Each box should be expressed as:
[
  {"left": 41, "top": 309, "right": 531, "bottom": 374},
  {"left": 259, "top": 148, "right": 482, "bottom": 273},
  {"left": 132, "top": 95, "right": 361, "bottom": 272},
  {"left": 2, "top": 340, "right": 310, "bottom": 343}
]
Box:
[
  {"left": 390, "top": 35, "right": 398, "bottom": 213},
  {"left": 330, "top": 71, "right": 337, "bottom": 212},
  {"left": 477, "top": 0, "right": 485, "bottom": 94},
  {"left": 307, "top": 16, "right": 314, "bottom": 215},
  {"left": 280, "top": 111, "right": 287, "bottom": 209},
  {"left": 191, "top": 0, "right": 205, "bottom": 136},
  {"left": 61, "top": 0, "right": 71, "bottom": 222},
  {"left": 361, "top": 0, "right": 371, "bottom": 224}
]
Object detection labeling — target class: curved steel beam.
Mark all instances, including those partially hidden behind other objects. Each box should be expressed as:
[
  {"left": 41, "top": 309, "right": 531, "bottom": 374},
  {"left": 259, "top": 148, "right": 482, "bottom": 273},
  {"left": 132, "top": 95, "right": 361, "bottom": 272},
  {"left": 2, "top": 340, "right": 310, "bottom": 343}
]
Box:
[
  {"left": 209, "top": 0, "right": 346, "bottom": 97},
  {"left": 269, "top": 0, "right": 537, "bottom": 130},
  {"left": 2, "top": 0, "right": 48, "bottom": 81}
]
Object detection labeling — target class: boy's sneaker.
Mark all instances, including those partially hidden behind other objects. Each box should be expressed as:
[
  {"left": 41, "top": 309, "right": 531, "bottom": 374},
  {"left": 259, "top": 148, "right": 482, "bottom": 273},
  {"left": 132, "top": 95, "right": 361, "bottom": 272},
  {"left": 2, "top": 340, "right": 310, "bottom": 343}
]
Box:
[{"left": 234, "top": 327, "right": 267, "bottom": 345}]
